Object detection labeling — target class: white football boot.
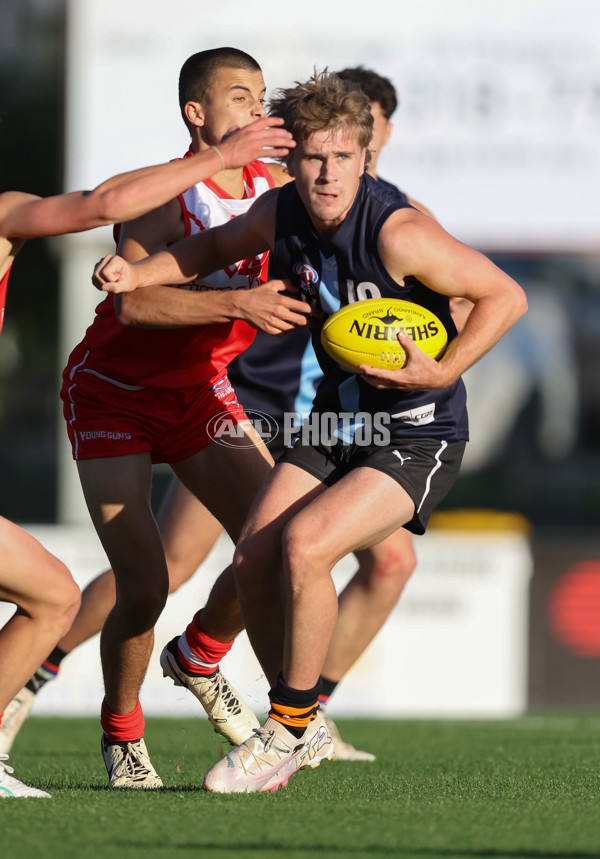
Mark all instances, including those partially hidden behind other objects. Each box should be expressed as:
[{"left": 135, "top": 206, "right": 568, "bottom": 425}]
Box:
[
  {"left": 0, "top": 687, "right": 36, "bottom": 755},
  {"left": 101, "top": 736, "right": 163, "bottom": 789},
  {"left": 0, "top": 755, "right": 50, "bottom": 798},
  {"left": 160, "top": 636, "right": 259, "bottom": 745},
  {"left": 325, "top": 718, "right": 376, "bottom": 762},
  {"left": 203, "top": 710, "right": 333, "bottom": 794}
]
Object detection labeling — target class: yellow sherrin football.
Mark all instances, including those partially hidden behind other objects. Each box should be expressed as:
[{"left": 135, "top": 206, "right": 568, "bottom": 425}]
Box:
[{"left": 320, "top": 298, "right": 448, "bottom": 373}]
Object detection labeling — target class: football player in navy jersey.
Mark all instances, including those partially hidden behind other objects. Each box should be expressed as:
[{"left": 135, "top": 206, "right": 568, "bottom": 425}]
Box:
[
  {"left": 2, "top": 67, "right": 425, "bottom": 766},
  {"left": 226, "top": 65, "right": 435, "bottom": 758},
  {"left": 94, "top": 69, "right": 527, "bottom": 793}
]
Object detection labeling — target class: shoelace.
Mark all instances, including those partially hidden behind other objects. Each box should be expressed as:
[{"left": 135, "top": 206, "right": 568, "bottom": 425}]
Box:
[
  {"left": 238, "top": 729, "right": 290, "bottom": 773},
  {"left": 118, "top": 744, "right": 153, "bottom": 780},
  {"left": 176, "top": 657, "right": 245, "bottom": 718},
  {"left": 255, "top": 726, "right": 301, "bottom": 756},
  {"left": 257, "top": 727, "right": 277, "bottom": 753},
  {"left": 219, "top": 675, "right": 242, "bottom": 716},
  {"left": 178, "top": 660, "right": 246, "bottom": 720}
]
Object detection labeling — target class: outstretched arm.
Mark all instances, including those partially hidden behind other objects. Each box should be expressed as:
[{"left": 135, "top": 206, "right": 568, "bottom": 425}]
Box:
[
  {"left": 92, "top": 190, "right": 312, "bottom": 335},
  {"left": 114, "top": 276, "right": 311, "bottom": 335},
  {"left": 93, "top": 190, "right": 279, "bottom": 292},
  {"left": 0, "top": 117, "right": 294, "bottom": 240}
]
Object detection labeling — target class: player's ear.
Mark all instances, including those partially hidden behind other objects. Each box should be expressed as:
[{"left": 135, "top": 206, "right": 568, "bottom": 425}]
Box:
[
  {"left": 382, "top": 121, "right": 393, "bottom": 147},
  {"left": 359, "top": 147, "right": 367, "bottom": 176},
  {"left": 184, "top": 101, "right": 205, "bottom": 128}
]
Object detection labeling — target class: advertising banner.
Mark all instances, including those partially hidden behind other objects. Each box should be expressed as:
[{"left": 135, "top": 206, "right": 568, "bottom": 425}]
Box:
[
  {"left": 65, "top": 0, "right": 600, "bottom": 251},
  {"left": 0, "top": 522, "right": 532, "bottom": 718}
]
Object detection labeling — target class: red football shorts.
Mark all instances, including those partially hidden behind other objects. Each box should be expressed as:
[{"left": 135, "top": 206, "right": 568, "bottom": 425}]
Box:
[{"left": 61, "top": 365, "right": 247, "bottom": 463}]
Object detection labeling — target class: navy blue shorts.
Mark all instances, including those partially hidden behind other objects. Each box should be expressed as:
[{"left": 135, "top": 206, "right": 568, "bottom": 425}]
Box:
[{"left": 278, "top": 436, "right": 466, "bottom": 535}]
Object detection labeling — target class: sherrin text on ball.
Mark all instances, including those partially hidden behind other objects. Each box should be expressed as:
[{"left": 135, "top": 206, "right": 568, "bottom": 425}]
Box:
[{"left": 320, "top": 298, "right": 448, "bottom": 373}]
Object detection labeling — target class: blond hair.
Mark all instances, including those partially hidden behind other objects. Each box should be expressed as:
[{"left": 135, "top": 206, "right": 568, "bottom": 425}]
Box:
[{"left": 269, "top": 69, "right": 373, "bottom": 164}]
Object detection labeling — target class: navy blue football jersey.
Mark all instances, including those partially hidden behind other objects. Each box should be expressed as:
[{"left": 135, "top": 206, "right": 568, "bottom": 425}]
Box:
[
  {"left": 227, "top": 178, "right": 409, "bottom": 427},
  {"left": 266, "top": 173, "right": 468, "bottom": 442},
  {"left": 228, "top": 323, "right": 318, "bottom": 430},
  {"left": 374, "top": 175, "right": 406, "bottom": 198}
]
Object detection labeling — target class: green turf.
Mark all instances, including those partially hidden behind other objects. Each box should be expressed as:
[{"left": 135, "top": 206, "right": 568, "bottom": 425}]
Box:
[{"left": 2, "top": 715, "right": 600, "bottom": 858}]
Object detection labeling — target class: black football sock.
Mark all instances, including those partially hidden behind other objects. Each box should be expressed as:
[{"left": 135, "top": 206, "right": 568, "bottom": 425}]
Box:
[
  {"left": 269, "top": 672, "right": 321, "bottom": 739},
  {"left": 25, "top": 646, "right": 69, "bottom": 694},
  {"left": 318, "top": 675, "right": 339, "bottom": 709}
]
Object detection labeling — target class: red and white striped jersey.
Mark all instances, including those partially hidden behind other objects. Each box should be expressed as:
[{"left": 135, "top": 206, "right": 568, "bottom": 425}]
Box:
[{"left": 64, "top": 154, "right": 276, "bottom": 389}]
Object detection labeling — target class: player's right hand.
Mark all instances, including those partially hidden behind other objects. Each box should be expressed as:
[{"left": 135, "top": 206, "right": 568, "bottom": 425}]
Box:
[
  {"left": 92, "top": 254, "right": 139, "bottom": 293},
  {"left": 218, "top": 117, "right": 295, "bottom": 169},
  {"left": 360, "top": 333, "right": 450, "bottom": 390}
]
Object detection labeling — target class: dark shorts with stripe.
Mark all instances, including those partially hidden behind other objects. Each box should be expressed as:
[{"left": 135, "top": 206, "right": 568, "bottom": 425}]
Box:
[{"left": 278, "top": 436, "right": 466, "bottom": 535}]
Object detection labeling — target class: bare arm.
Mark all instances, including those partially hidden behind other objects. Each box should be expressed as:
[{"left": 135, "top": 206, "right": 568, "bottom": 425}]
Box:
[
  {"left": 116, "top": 278, "right": 309, "bottom": 333},
  {"left": 95, "top": 191, "right": 278, "bottom": 291},
  {"left": 0, "top": 118, "right": 293, "bottom": 240},
  {"left": 96, "top": 190, "right": 312, "bottom": 335},
  {"left": 112, "top": 196, "right": 190, "bottom": 327},
  {"left": 360, "top": 208, "right": 528, "bottom": 390}
]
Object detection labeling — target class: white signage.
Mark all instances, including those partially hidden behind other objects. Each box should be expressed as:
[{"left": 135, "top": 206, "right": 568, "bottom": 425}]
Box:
[
  {"left": 0, "top": 525, "right": 532, "bottom": 719},
  {"left": 65, "top": 0, "right": 600, "bottom": 251}
]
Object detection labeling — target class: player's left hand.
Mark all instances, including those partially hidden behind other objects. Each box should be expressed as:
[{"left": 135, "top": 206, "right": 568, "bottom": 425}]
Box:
[
  {"left": 218, "top": 117, "right": 295, "bottom": 169},
  {"left": 235, "top": 279, "right": 312, "bottom": 335},
  {"left": 360, "top": 332, "right": 450, "bottom": 390}
]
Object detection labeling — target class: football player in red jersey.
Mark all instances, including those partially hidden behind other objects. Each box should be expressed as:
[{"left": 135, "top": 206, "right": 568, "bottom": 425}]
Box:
[
  {"left": 0, "top": 87, "right": 294, "bottom": 797},
  {"left": 58, "top": 47, "right": 309, "bottom": 790}
]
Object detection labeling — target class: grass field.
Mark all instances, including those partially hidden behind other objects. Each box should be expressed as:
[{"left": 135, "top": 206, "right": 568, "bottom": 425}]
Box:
[{"left": 2, "top": 714, "right": 600, "bottom": 859}]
